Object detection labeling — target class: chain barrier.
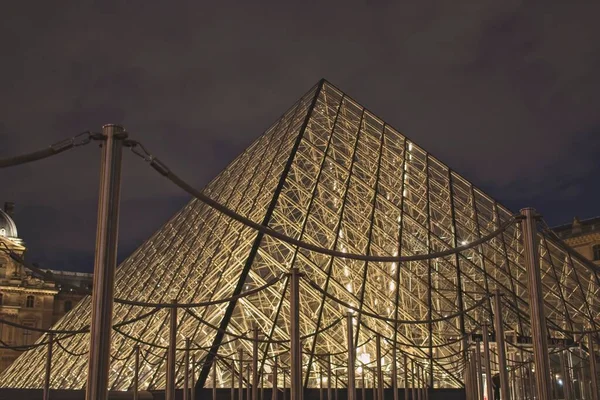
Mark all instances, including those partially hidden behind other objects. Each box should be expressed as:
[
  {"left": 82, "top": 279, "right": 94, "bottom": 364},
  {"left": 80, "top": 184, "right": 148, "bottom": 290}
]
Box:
[
  {"left": 0, "top": 131, "right": 103, "bottom": 168},
  {"left": 126, "top": 139, "right": 522, "bottom": 263}
]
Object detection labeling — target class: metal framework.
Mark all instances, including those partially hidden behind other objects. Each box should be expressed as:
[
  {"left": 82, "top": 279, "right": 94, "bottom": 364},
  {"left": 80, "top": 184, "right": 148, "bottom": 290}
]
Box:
[{"left": 1, "top": 79, "right": 600, "bottom": 393}]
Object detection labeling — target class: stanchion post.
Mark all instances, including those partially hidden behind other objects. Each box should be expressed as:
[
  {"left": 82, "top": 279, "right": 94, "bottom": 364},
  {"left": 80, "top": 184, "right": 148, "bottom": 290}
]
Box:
[
  {"left": 589, "top": 333, "right": 599, "bottom": 400},
  {"left": 192, "top": 355, "right": 196, "bottom": 400},
  {"left": 520, "top": 208, "right": 552, "bottom": 400},
  {"left": 376, "top": 335, "right": 383, "bottom": 400},
  {"left": 361, "top": 367, "right": 365, "bottom": 400},
  {"left": 213, "top": 359, "right": 218, "bottom": 400},
  {"left": 133, "top": 345, "right": 140, "bottom": 400},
  {"left": 417, "top": 365, "right": 421, "bottom": 400},
  {"left": 482, "top": 323, "right": 494, "bottom": 400},
  {"left": 231, "top": 361, "right": 235, "bottom": 400},
  {"left": 320, "top": 361, "right": 324, "bottom": 400},
  {"left": 247, "top": 363, "right": 251, "bottom": 400},
  {"left": 253, "top": 326, "right": 260, "bottom": 400},
  {"left": 328, "top": 354, "right": 332, "bottom": 400},
  {"left": 43, "top": 332, "right": 54, "bottom": 400},
  {"left": 403, "top": 354, "right": 408, "bottom": 400},
  {"left": 290, "top": 268, "right": 301, "bottom": 400},
  {"left": 85, "top": 124, "right": 127, "bottom": 400},
  {"left": 493, "top": 290, "right": 510, "bottom": 400},
  {"left": 560, "top": 349, "right": 573, "bottom": 400},
  {"left": 347, "top": 313, "right": 356, "bottom": 400},
  {"left": 392, "top": 343, "right": 398, "bottom": 400},
  {"left": 475, "top": 341, "right": 484, "bottom": 400},
  {"left": 411, "top": 360, "right": 415, "bottom": 400},
  {"left": 166, "top": 299, "right": 178, "bottom": 400},
  {"left": 273, "top": 355, "right": 279, "bottom": 400},
  {"left": 239, "top": 349, "right": 244, "bottom": 400},
  {"left": 184, "top": 339, "right": 190, "bottom": 400}
]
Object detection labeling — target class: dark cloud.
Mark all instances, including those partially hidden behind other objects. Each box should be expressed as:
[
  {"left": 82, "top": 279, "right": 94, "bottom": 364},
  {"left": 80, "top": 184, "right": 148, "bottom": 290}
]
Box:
[{"left": 1, "top": 0, "right": 599, "bottom": 272}]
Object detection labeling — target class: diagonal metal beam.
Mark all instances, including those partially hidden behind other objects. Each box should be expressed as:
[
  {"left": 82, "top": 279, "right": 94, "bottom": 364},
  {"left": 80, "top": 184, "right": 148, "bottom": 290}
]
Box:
[{"left": 196, "top": 79, "right": 325, "bottom": 388}]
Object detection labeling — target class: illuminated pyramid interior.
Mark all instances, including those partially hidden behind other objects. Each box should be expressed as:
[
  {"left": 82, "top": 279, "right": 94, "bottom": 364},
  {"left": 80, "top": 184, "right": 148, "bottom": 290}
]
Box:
[{"left": 2, "top": 79, "right": 599, "bottom": 391}]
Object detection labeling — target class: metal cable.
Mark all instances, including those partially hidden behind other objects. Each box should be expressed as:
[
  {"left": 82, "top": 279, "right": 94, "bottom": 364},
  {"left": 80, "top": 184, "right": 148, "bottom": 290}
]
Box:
[
  {"left": 0, "top": 131, "right": 102, "bottom": 168},
  {"left": 127, "top": 140, "right": 522, "bottom": 263},
  {"left": 304, "top": 276, "right": 489, "bottom": 325}
]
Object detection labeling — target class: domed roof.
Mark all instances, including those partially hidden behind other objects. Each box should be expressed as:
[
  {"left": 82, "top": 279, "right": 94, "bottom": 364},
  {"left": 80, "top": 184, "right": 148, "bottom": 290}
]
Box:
[{"left": 0, "top": 208, "right": 18, "bottom": 239}]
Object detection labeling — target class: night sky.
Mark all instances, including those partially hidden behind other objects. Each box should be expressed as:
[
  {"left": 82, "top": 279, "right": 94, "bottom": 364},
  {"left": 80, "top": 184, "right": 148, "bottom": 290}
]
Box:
[{"left": 2, "top": 1, "right": 599, "bottom": 273}]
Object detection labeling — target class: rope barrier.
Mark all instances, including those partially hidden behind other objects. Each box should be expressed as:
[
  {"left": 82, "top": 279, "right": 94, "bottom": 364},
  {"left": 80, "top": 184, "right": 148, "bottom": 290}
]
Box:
[
  {"left": 127, "top": 140, "right": 522, "bottom": 263},
  {"left": 0, "top": 317, "right": 89, "bottom": 335},
  {"left": 141, "top": 348, "right": 167, "bottom": 366},
  {"left": 304, "top": 276, "right": 489, "bottom": 325},
  {"left": 547, "top": 324, "right": 600, "bottom": 335},
  {"left": 0, "top": 131, "right": 102, "bottom": 168},
  {"left": 111, "top": 347, "right": 136, "bottom": 361},
  {"left": 55, "top": 339, "right": 88, "bottom": 357},
  {"left": 360, "top": 320, "right": 472, "bottom": 349},
  {"left": 115, "top": 274, "right": 285, "bottom": 308}
]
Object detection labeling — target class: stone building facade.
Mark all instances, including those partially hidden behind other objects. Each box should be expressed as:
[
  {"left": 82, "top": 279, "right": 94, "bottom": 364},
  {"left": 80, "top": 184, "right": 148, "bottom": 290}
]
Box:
[
  {"left": 0, "top": 203, "right": 92, "bottom": 373},
  {"left": 554, "top": 216, "right": 600, "bottom": 265}
]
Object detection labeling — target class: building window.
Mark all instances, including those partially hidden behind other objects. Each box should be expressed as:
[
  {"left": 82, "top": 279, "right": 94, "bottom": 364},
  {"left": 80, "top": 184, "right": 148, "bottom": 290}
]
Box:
[
  {"left": 25, "top": 295, "right": 34, "bottom": 308},
  {"left": 64, "top": 300, "right": 72, "bottom": 313},
  {"left": 594, "top": 244, "right": 600, "bottom": 261},
  {"left": 22, "top": 321, "right": 35, "bottom": 345}
]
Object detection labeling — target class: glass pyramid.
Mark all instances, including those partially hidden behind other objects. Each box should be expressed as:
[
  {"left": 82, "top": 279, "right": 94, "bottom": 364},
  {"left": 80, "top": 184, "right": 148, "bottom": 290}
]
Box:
[{"left": 1, "top": 79, "right": 599, "bottom": 391}]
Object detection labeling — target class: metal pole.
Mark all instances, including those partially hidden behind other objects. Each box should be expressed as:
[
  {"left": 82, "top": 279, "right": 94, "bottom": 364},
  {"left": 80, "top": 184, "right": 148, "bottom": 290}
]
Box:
[
  {"left": 494, "top": 290, "right": 510, "bottom": 400},
  {"left": 85, "top": 124, "right": 126, "bottom": 400},
  {"left": 560, "top": 349, "right": 573, "bottom": 400},
  {"left": 239, "top": 349, "right": 244, "bottom": 400},
  {"left": 327, "top": 355, "right": 332, "bottom": 400},
  {"left": 214, "top": 359, "right": 218, "bottom": 400},
  {"left": 372, "top": 369, "right": 377, "bottom": 400},
  {"left": 133, "top": 345, "right": 140, "bottom": 400},
  {"left": 166, "top": 299, "right": 178, "bottom": 400},
  {"left": 248, "top": 364, "right": 251, "bottom": 400},
  {"left": 411, "top": 360, "right": 415, "bottom": 400},
  {"left": 392, "top": 344, "right": 398, "bottom": 400},
  {"left": 254, "top": 326, "right": 260, "bottom": 400},
  {"left": 290, "top": 268, "right": 301, "bottom": 400},
  {"left": 362, "top": 368, "right": 366, "bottom": 400},
  {"left": 184, "top": 339, "right": 190, "bottom": 400},
  {"left": 589, "top": 333, "right": 599, "bottom": 400},
  {"left": 335, "top": 372, "right": 339, "bottom": 400},
  {"left": 43, "top": 333, "right": 54, "bottom": 400},
  {"left": 231, "top": 361, "right": 235, "bottom": 400},
  {"left": 417, "top": 365, "right": 422, "bottom": 400},
  {"left": 520, "top": 208, "right": 552, "bottom": 400},
  {"left": 404, "top": 354, "right": 408, "bottom": 400},
  {"left": 476, "top": 341, "right": 484, "bottom": 400},
  {"left": 467, "top": 351, "right": 475, "bottom": 400},
  {"left": 273, "top": 356, "right": 279, "bottom": 400},
  {"left": 483, "top": 324, "right": 494, "bottom": 400},
  {"left": 320, "top": 363, "right": 324, "bottom": 400},
  {"left": 192, "top": 356, "right": 196, "bottom": 400},
  {"left": 348, "top": 313, "right": 356, "bottom": 400},
  {"left": 261, "top": 368, "right": 265, "bottom": 400},
  {"left": 376, "top": 336, "right": 384, "bottom": 400},
  {"left": 283, "top": 370, "right": 287, "bottom": 400}
]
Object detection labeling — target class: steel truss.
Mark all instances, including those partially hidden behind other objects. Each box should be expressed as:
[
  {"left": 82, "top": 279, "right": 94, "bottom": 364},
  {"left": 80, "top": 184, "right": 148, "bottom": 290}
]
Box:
[{"left": 1, "top": 79, "right": 599, "bottom": 393}]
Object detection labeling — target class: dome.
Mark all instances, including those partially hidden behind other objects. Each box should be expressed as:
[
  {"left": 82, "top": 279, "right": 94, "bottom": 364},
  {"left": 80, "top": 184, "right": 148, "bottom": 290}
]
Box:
[{"left": 0, "top": 208, "right": 18, "bottom": 239}]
